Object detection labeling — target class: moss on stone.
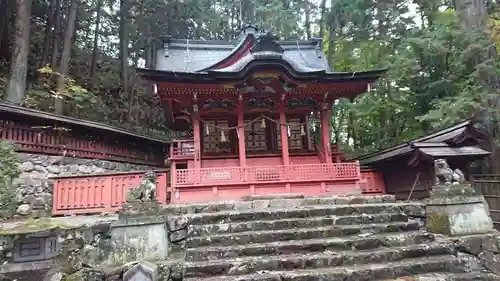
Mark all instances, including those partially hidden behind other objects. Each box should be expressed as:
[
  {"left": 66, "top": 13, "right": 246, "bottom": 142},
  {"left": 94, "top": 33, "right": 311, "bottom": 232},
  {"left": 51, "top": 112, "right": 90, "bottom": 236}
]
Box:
[
  {"left": 0, "top": 217, "right": 74, "bottom": 235},
  {"left": 427, "top": 212, "right": 451, "bottom": 235},
  {"left": 432, "top": 184, "right": 477, "bottom": 198},
  {"left": 0, "top": 141, "right": 20, "bottom": 219}
]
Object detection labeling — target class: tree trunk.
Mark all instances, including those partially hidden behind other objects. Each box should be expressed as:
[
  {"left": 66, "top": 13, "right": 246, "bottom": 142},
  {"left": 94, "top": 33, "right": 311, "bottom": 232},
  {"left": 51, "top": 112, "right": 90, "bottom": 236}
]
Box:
[
  {"left": 90, "top": 0, "right": 102, "bottom": 78},
  {"left": 119, "top": 0, "right": 129, "bottom": 95},
  {"left": 50, "top": 0, "right": 61, "bottom": 69},
  {"left": 40, "top": 0, "right": 57, "bottom": 68},
  {"left": 54, "top": 0, "right": 78, "bottom": 114},
  {"left": 5, "top": 0, "right": 32, "bottom": 104},
  {"left": 455, "top": 0, "right": 500, "bottom": 173},
  {"left": 318, "top": 0, "right": 326, "bottom": 40},
  {"left": 326, "top": 0, "right": 337, "bottom": 65},
  {"left": 455, "top": 0, "right": 486, "bottom": 30},
  {"left": 0, "top": 0, "right": 12, "bottom": 61},
  {"left": 304, "top": 0, "right": 311, "bottom": 39},
  {"left": 145, "top": 36, "right": 153, "bottom": 68}
]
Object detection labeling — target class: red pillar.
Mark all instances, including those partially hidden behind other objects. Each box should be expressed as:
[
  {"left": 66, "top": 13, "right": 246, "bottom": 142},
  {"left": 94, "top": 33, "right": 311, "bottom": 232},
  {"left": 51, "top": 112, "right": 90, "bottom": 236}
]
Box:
[
  {"left": 237, "top": 100, "right": 246, "bottom": 167},
  {"left": 237, "top": 99, "right": 247, "bottom": 182},
  {"left": 279, "top": 102, "right": 290, "bottom": 166},
  {"left": 320, "top": 109, "right": 332, "bottom": 163},
  {"left": 192, "top": 109, "right": 202, "bottom": 169}
]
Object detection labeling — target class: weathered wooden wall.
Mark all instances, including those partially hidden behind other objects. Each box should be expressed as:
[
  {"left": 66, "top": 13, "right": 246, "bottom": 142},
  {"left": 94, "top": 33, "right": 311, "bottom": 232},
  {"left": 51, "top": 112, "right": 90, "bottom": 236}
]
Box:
[
  {"left": 374, "top": 156, "right": 434, "bottom": 200},
  {"left": 472, "top": 174, "right": 500, "bottom": 229}
]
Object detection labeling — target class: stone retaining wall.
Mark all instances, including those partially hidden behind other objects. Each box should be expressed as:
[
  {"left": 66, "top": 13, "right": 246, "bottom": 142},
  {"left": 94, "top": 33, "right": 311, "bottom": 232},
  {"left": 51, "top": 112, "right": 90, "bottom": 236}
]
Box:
[{"left": 14, "top": 153, "right": 157, "bottom": 216}]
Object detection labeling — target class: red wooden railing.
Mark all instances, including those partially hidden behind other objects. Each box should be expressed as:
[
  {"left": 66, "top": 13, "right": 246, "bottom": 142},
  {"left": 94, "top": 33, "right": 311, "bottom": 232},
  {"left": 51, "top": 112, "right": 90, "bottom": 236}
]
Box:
[
  {"left": 174, "top": 162, "right": 361, "bottom": 186},
  {"left": 169, "top": 139, "right": 195, "bottom": 159},
  {"left": 0, "top": 120, "right": 163, "bottom": 165},
  {"left": 52, "top": 171, "right": 168, "bottom": 215}
]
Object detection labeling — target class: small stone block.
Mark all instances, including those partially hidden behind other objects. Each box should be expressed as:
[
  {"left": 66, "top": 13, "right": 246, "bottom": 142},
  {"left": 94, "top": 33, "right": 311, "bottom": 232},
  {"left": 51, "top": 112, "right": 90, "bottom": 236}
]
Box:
[
  {"left": 234, "top": 201, "right": 254, "bottom": 211},
  {"left": 269, "top": 199, "right": 303, "bottom": 208},
  {"left": 216, "top": 202, "right": 235, "bottom": 212},
  {"left": 333, "top": 197, "right": 351, "bottom": 205},
  {"left": 119, "top": 202, "right": 163, "bottom": 219},
  {"left": 195, "top": 203, "right": 217, "bottom": 213},
  {"left": 123, "top": 261, "right": 158, "bottom": 281},
  {"left": 382, "top": 195, "right": 396, "bottom": 202},
  {"left": 317, "top": 198, "right": 337, "bottom": 205},
  {"left": 364, "top": 196, "right": 382, "bottom": 204},
  {"left": 302, "top": 198, "right": 320, "bottom": 205},
  {"left": 349, "top": 197, "right": 368, "bottom": 204},
  {"left": 431, "top": 183, "right": 477, "bottom": 198},
  {"left": 252, "top": 200, "right": 270, "bottom": 209}
]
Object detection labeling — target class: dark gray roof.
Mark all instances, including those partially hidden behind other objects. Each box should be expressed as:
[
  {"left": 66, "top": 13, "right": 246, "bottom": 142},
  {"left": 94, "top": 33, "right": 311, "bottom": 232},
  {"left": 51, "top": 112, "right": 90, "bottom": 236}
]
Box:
[
  {"left": 355, "top": 120, "right": 489, "bottom": 165},
  {"left": 416, "top": 145, "right": 490, "bottom": 158},
  {"left": 156, "top": 39, "right": 234, "bottom": 72},
  {"left": 155, "top": 28, "right": 331, "bottom": 74},
  {"left": 0, "top": 102, "right": 176, "bottom": 143}
]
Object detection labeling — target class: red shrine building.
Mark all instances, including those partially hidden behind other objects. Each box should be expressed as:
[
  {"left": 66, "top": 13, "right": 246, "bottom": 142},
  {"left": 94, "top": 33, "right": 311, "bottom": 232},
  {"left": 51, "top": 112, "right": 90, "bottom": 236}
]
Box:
[{"left": 137, "top": 26, "right": 387, "bottom": 204}]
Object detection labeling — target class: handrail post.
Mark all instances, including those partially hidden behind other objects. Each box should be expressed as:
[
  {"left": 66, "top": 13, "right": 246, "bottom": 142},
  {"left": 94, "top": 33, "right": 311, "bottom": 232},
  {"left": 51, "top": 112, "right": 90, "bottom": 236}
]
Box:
[
  {"left": 169, "top": 142, "right": 174, "bottom": 159},
  {"left": 243, "top": 167, "right": 248, "bottom": 182}
]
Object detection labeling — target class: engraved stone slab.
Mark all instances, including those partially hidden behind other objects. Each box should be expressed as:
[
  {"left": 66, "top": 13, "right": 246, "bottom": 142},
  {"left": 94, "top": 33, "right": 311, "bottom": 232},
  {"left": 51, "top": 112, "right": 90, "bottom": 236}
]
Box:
[
  {"left": 13, "top": 235, "right": 60, "bottom": 262},
  {"left": 123, "top": 261, "right": 158, "bottom": 281}
]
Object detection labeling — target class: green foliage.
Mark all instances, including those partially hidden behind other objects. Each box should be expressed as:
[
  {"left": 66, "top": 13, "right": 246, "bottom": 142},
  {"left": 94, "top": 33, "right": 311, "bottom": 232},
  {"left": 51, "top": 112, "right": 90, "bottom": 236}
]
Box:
[
  {"left": 328, "top": 3, "right": 500, "bottom": 160},
  {"left": 0, "top": 141, "right": 20, "bottom": 219},
  {"left": 24, "top": 66, "right": 97, "bottom": 113}
]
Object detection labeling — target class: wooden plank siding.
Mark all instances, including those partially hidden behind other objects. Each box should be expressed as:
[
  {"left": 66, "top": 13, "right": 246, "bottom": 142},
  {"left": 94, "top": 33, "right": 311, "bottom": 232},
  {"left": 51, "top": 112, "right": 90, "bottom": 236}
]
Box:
[{"left": 472, "top": 174, "right": 500, "bottom": 229}]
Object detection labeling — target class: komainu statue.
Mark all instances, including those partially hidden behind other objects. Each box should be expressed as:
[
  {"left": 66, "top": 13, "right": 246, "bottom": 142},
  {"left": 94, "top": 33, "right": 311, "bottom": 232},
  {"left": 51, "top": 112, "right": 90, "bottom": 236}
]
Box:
[
  {"left": 434, "top": 159, "right": 465, "bottom": 185},
  {"left": 126, "top": 171, "right": 157, "bottom": 202}
]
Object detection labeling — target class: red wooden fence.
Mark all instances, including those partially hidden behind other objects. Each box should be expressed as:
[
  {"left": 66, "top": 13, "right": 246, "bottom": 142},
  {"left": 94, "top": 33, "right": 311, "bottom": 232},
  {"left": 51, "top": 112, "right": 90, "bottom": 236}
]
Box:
[
  {"left": 52, "top": 171, "right": 168, "bottom": 215},
  {"left": 0, "top": 120, "right": 164, "bottom": 166}
]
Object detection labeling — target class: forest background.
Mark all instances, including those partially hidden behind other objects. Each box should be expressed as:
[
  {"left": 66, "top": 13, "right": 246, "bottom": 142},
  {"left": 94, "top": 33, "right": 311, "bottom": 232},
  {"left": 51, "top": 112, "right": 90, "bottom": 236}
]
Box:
[{"left": 0, "top": 0, "right": 499, "bottom": 172}]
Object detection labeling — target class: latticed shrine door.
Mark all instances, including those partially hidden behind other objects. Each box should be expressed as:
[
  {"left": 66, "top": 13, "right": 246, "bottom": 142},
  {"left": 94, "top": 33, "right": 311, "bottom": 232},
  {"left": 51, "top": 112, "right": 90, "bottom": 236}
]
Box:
[
  {"left": 289, "top": 118, "right": 303, "bottom": 150},
  {"left": 245, "top": 120, "right": 267, "bottom": 152},
  {"left": 277, "top": 118, "right": 302, "bottom": 150},
  {"left": 203, "top": 120, "right": 231, "bottom": 154}
]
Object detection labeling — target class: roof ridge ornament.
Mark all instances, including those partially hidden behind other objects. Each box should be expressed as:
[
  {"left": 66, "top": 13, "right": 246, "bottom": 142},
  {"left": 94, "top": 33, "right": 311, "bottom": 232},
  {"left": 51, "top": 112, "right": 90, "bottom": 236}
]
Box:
[
  {"left": 239, "top": 24, "right": 259, "bottom": 36},
  {"left": 250, "top": 32, "right": 284, "bottom": 54}
]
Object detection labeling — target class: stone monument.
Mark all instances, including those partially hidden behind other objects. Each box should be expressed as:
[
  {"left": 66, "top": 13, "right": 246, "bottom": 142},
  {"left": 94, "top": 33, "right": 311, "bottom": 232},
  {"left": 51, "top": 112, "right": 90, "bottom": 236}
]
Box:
[
  {"left": 107, "top": 171, "right": 169, "bottom": 265},
  {"left": 426, "top": 159, "right": 494, "bottom": 236}
]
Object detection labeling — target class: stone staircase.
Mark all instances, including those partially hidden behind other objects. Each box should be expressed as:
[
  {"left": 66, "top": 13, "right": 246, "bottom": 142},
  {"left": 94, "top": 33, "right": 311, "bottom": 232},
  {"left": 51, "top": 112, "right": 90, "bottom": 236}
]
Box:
[{"left": 169, "top": 194, "right": 500, "bottom": 281}]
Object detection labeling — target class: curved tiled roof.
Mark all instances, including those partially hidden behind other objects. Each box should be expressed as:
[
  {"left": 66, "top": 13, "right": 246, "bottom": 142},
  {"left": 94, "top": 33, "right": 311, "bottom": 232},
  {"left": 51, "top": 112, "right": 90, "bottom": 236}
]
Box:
[{"left": 154, "top": 27, "right": 332, "bottom": 74}]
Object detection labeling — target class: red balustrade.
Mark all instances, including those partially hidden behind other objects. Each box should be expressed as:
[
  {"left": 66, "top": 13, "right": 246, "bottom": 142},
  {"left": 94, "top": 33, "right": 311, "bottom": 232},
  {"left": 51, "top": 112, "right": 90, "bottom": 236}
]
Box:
[
  {"left": 52, "top": 171, "right": 168, "bottom": 215},
  {"left": 174, "top": 162, "right": 361, "bottom": 186},
  {"left": 0, "top": 120, "right": 164, "bottom": 165}
]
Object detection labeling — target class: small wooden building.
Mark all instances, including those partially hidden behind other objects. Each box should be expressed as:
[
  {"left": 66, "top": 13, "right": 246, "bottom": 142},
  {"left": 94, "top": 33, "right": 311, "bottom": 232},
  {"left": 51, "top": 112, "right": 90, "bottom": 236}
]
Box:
[{"left": 355, "top": 120, "right": 491, "bottom": 200}]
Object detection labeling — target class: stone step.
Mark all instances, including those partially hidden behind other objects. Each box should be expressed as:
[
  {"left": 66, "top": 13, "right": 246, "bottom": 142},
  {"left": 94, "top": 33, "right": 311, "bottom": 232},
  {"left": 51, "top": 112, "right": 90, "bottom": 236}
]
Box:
[
  {"left": 184, "top": 241, "right": 454, "bottom": 278},
  {"left": 382, "top": 272, "right": 500, "bottom": 281},
  {"left": 163, "top": 195, "right": 397, "bottom": 216},
  {"left": 189, "top": 213, "right": 410, "bottom": 237},
  {"left": 185, "top": 230, "right": 433, "bottom": 261},
  {"left": 182, "top": 254, "right": 464, "bottom": 281},
  {"left": 186, "top": 220, "right": 420, "bottom": 248},
  {"left": 187, "top": 203, "right": 405, "bottom": 225}
]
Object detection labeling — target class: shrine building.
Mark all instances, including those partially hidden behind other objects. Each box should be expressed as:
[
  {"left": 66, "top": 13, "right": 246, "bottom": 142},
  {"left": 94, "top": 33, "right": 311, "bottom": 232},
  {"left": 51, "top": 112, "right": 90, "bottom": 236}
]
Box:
[{"left": 137, "top": 26, "right": 387, "bottom": 204}]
